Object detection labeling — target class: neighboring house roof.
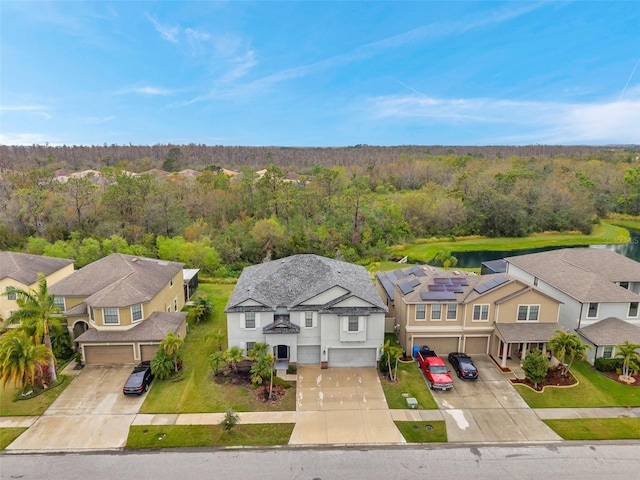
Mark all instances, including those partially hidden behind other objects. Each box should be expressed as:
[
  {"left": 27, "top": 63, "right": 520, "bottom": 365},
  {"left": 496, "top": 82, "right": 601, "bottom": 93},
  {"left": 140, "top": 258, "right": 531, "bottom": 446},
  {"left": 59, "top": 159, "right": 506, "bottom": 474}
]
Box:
[
  {"left": 225, "top": 254, "right": 387, "bottom": 313},
  {"left": 49, "top": 253, "right": 183, "bottom": 307},
  {"left": 506, "top": 248, "right": 640, "bottom": 303},
  {"left": 75, "top": 312, "right": 186, "bottom": 343},
  {"left": 495, "top": 323, "right": 566, "bottom": 344},
  {"left": 576, "top": 317, "right": 640, "bottom": 346},
  {"left": 0, "top": 252, "right": 74, "bottom": 285},
  {"left": 183, "top": 269, "right": 199, "bottom": 281}
]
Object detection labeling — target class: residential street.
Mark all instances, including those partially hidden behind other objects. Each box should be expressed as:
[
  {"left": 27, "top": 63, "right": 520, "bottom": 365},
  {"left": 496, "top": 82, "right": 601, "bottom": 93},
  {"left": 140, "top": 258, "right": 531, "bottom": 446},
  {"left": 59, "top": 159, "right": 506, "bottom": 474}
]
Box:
[{"left": 2, "top": 444, "right": 639, "bottom": 480}]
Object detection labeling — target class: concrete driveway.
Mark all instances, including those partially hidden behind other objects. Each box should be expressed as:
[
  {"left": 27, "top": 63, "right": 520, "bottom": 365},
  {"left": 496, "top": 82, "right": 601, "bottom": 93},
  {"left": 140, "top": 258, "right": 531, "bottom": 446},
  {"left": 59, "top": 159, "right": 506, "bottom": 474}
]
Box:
[
  {"left": 289, "top": 366, "right": 405, "bottom": 445},
  {"left": 6, "top": 365, "right": 146, "bottom": 451},
  {"left": 434, "top": 355, "right": 561, "bottom": 443}
]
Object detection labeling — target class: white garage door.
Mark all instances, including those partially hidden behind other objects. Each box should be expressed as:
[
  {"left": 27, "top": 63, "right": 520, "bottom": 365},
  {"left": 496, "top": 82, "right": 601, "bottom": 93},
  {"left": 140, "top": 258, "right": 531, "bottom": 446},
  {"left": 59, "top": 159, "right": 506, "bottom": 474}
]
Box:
[
  {"left": 413, "top": 337, "right": 459, "bottom": 356},
  {"left": 328, "top": 348, "right": 377, "bottom": 367},
  {"left": 84, "top": 345, "right": 135, "bottom": 364},
  {"left": 464, "top": 336, "right": 489, "bottom": 355},
  {"left": 297, "top": 345, "right": 321, "bottom": 364}
]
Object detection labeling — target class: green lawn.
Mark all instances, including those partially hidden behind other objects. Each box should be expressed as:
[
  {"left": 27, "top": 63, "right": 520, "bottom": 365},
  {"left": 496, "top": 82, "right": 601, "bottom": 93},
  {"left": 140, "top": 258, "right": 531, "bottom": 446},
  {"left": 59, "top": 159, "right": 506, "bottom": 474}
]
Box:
[
  {"left": 391, "top": 223, "right": 630, "bottom": 263},
  {"left": 0, "top": 374, "right": 72, "bottom": 417},
  {"left": 380, "top": 360, "right": 439, "bottom": 410},
  {"left": 126, "top": 424, "right": 294, "bottom": 449},
  {"left": 395, "top": 421, "right": 447, "bottom": 443},
  {"left": 513, "top": 361, "right": 640, "bottom": 408},
  {"left": 543, "top": 418, "right": 640, "bottom": 440},
  {"left": 140, "top": 283, "right": 296, "bottom": 413},
  {"left": 0, "top": 427, "right": 27, "bottom": 450}
]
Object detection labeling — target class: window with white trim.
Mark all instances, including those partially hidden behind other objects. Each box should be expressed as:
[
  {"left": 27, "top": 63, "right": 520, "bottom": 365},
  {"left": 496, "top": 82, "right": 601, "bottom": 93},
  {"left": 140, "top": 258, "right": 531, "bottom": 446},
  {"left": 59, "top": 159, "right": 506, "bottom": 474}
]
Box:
[
  {"left": 602, "top": 345, "right": 613, "bottom": 359},
  {"left": 416, "top": 304, "right": 426, "bottom": 320},
  {"left": 131, "top": 304, "right": 143, "bottom": 322},
  {"left": 517, "top": 305, "right": 539, "bottom": 321},
  {"left": 431, "top": 304, "right": 442, "bottom": 320},
  {"left": 305, "top": 312, "right": 313, "bottom": 328},
  {"left": 446, "top": 304, "right": 457, "bottom": 320},
  {"left": 6, "top": 288, "right": 16, "bottom": 300},
  {"left": 472, "top": 304, "right": 489, "bottom": 321},
  {"left": 348, "top": 315, "right": 359, "bottom": 332},
  {"left": 53, "top": 296, "right": 65, "bottom": 311},
  {"left": 629, "top": 302, "right": 639, "bottom": 318},
  {"left": 90, "top": 307, "right": 95, "bottom": 323},
  {"left": 104, "top": 308, "right": 119, "bottom": 324},
  {"left": 245, "top": 312, "right": 256, "bottom": 329},
  {"left": 587, "top": 302, "right": 599, "bottom": 319}
]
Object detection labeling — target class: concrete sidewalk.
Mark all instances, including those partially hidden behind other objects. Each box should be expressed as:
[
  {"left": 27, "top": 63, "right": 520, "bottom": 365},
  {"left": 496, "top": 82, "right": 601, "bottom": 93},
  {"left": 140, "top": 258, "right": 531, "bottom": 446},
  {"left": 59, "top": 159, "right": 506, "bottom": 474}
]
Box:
[{"left": 534, "top": 407, "right": 640, "bottom": 420}]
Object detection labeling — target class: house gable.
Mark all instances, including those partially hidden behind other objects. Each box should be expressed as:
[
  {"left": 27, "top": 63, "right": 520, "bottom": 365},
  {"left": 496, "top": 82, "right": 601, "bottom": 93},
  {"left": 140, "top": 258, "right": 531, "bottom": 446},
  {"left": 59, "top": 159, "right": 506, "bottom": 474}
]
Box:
[{"left": 299, "top": 286, "right": 350, "bottom": 306}]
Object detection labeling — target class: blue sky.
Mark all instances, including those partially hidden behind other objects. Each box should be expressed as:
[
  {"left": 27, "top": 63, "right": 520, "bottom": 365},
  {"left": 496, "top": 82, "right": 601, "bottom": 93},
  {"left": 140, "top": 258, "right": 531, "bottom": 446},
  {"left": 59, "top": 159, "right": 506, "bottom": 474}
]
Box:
[{"left": 1, "top": 1, "right": 639, "bottom": 147}]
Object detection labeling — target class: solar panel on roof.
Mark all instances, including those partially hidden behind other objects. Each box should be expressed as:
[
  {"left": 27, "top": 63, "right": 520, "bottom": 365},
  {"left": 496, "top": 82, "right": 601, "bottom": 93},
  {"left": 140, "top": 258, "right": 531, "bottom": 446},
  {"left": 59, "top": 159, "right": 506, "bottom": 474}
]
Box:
[
  {"left": 420, "top": 291, "right": 457, "bottom": 301},
  {"left": 494, "top": 275, "right": 509, "bottom": 286},
  {"left": 398, "top": 281, "right": 414, "bottom": 295},
  {"left": 408, "top": 277, "right": 421, "bottom": 288},
  {"left": 445, "top": 285, "right": 463, "bottom": 293},
  {"left": 473, "top": 275, "right": 510, "bottom": 294},
  {"left": 474, "top": 283, "right": 489, "bottom": 294},
  {"left": 413, "top": 268, "right": 427, "bottom": 277},
  {"left": 428, "top": 284, "right": 446, "bottom": 291},
  {"left": 451, "top": 277, "right": 469, "bottom": 286},
  {"left": 434, "top": 277, "right": 452, "bottom": 285},
  {"left": 381, "top": 278, "right": 395, "bottom": 298}
]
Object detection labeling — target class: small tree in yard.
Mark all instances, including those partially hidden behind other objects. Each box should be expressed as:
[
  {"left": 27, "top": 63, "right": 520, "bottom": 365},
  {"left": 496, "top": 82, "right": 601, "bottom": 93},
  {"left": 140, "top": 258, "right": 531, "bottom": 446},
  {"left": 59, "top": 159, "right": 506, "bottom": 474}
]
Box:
[
  {"left": 521, "top": 349, "right": 548, "bottom": 390},
  {"left": 225, "top": 346, "right": 245, "bottom": 374},
  {"left": 209, "top": 351, "right": 226, "bottom": 376},
  {"left": 250, "top": 350, "right": 275, "bottom": 400},
  {"left": 381, "top": 339, "right": 403, "bottom": 382},
  {"left": 190, "top": 297, "right": 213, "bottom": 324},
  {"left": 548, "top": 330, "right": 590, "bottom": 377},
  {"left": 615, "top": 340, "right": 640, "bottom": 381},
  {"left": 151, "top": 348, "right": 174, "bottom": 380},
  {"left": 160, "top": 332, "right": 184, "bottom": 373},
  {"left": 221, "top": 408, "right": 239, "bottom": 433}
]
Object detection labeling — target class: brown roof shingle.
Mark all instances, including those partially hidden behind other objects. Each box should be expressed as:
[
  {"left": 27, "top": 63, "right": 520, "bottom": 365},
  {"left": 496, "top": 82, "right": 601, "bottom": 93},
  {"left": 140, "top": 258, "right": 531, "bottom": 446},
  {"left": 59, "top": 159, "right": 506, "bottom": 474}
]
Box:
[
  {"left": 577, "top": 317, "right": 640, "bottom": 346},
  {"left": 0, "top": 252, "right": 74, "bottom": 285},
  {"left": 75, "top": 312, "right": 186, "bottom": 343}
]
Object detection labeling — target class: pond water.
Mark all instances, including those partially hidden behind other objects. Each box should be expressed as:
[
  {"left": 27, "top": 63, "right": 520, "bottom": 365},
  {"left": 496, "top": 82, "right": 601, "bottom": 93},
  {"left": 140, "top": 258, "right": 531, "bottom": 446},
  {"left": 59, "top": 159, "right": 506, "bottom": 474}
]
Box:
[{"left": 436, "top": 229, "right": 640, "bottom": 268}]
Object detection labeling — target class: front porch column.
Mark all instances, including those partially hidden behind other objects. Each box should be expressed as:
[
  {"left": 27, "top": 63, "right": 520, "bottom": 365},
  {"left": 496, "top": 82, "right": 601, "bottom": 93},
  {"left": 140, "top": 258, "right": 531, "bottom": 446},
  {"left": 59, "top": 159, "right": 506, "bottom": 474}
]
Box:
[
  {"left": 501, "top": 342, "right": 508, "bottom": 368},
  {"left": 521, "top": 342, "right": 528, "bottom": 360}
]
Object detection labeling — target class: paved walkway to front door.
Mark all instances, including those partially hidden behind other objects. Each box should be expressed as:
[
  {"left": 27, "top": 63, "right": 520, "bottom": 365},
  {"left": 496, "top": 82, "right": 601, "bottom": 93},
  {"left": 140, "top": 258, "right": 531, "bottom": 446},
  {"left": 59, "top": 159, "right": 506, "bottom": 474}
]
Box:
[{"left": 288, "top": 366, "right": 405, "bottom": 445}]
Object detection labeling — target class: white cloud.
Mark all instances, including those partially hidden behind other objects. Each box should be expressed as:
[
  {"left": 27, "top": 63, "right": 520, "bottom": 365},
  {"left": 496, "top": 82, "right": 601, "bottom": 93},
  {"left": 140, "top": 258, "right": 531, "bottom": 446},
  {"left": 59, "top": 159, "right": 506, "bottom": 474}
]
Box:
[
  {"left": 0, "top": 105, "right": 52, "bottom": 120},
  {"left": 0, "top": 132, "right": 60, "bottom": 146},
  {"left": 366, "top": 89, "right": 640, "bottom": 144},
  {"left": 114, "top": 85, "right": 175, "bottom": 96},
  {"left": 146, "top": 13, "right": 179, "bottom": 43}
]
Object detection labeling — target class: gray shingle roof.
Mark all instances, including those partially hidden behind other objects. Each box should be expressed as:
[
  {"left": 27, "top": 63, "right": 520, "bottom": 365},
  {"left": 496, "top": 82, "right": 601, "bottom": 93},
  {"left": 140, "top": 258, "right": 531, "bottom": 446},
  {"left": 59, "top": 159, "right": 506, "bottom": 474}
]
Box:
[
  {"left": 577, "top": 317, "right": 640, "bottom": 346},
  {"left": 49, "top": 253, "right": 183, "bottom": 307},
  {"left": 0, "top": 252, "right": 74, "bottom": 285},
  {"left": 225, "top": 254, "right": 386, "bottom": 313},
  {"left": 75, "top": 312, "right": 186, "bottom": 343},
  {"left": 506, "top": 248, "right": 640, "bottom": 303},
  {"left": 495, "top": 323, "right": 567, "bottom": 344}
]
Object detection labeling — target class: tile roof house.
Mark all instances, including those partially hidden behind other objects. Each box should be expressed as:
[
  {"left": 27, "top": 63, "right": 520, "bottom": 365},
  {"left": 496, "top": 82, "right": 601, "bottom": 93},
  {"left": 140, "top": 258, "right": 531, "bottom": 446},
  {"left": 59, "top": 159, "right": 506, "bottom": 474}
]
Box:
[
  {"left": 49, "top": 253, "right": 187, "bottom": 365},
  {"left": 225, "top": 254, "right": 387, "bottom": 368},
  {"left": 505, "top": 248, "right": 640, "bottom": 363},
  {"left": 376, "top": 265, "right": 564, "bottom": 369},
  {"left": 0, "top": 252, "right": 75, "bottom": 320}
]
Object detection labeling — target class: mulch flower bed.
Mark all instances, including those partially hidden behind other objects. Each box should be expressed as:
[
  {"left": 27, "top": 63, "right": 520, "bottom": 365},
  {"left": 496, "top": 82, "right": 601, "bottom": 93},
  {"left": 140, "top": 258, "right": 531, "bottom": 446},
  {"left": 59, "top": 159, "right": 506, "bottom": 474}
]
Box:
[
  {"left": 212, "top": 360, "right": 289, "bottom": 404},
  {"left": 597, "top": 370, "right": 640, "bottom": 386},
  {"left": 511, "top": 367, "right": 577, "bottom": 391}
]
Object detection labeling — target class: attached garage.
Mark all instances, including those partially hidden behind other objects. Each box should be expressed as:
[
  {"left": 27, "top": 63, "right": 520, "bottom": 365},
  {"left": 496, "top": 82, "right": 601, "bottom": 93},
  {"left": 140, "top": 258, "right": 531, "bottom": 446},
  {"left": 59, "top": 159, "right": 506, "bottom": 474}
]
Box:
[
  {"left": 297, "top": 345, "right": 321, "bottom": 364},
  {"left": 140, "top": 344, "right": 160, "bottom": 362},
  {"left": 328, "top": 347, "right": 377, "bottom": 367},
  {"left": 413, "top": 337, "right": 459, "bottom": 355},
  {"left": 464, "top": 336, "right": 489, "bottom": 355},
  {"left": 84, "top": 345, "right": 135, "bottom": 364}
]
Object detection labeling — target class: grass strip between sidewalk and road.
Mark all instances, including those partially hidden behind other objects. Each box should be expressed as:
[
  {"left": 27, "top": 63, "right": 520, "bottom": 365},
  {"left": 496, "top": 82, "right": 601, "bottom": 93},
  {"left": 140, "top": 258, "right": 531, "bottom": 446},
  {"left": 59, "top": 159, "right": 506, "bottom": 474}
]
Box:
[
  {"left": 126, "top": 424, "right": 294, "bottom": 449},
  {"left": 513, "top": 361, "right": 640, "bottom": 408},
  {"left": 0, "top": 428, "right": 28, "bottom": 450},
  {"left": 395, "top": 421, "right": 447, "bottom": 443},
  {"left": 543, "top": 418, "right": 640, "bottom": 440},
  {"left": 380, "top": 360, "right": 439, "bottom": 410}
]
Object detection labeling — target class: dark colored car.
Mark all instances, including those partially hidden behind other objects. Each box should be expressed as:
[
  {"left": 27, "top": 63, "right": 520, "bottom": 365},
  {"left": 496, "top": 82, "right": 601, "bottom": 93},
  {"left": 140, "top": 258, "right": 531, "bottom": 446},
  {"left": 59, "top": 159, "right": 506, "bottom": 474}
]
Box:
[
  {"left": 123, "top": 361, "right": 154, "bottom": 395},
  {"left": 448, "top": 352, "right": 478, "bottom": 380}
]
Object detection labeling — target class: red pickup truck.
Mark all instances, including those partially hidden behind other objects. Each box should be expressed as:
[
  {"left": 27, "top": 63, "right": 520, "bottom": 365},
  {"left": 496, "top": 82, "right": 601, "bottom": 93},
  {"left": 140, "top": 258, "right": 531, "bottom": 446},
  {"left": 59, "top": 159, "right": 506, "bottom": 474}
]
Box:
[{"left": 416, "top": 346, "right": 454, "bottom": 391}]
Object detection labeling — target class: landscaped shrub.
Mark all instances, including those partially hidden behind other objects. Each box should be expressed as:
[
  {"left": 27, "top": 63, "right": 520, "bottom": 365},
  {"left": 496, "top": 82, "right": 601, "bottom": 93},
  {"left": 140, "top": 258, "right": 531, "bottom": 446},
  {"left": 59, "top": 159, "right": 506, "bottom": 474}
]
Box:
[{"left": 594, "top": 357, "right": 624, "bottom": 372}]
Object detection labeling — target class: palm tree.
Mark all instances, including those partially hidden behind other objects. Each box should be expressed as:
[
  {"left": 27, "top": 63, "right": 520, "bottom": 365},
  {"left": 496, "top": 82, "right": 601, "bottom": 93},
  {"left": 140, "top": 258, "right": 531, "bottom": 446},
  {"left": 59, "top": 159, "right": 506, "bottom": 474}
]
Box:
[
  {"left": 615, "top": 340, "right": 640, "bottom": 381},
  {"left": 3, "top": 274, "right": 62, "bottom": 382},
  {"left": 150, "top": 348, "right": 174, "bottom": 380},
  {"left": 250, "top": 351, "right": 275, "bottom": 399},
  {"left": 0, "top": 329, "right": 53, "bottom": 390},
  {"left": 225, "top": 346, "right": 245, "bottom": 374},
  {"left": 160, "top": 332, "right": 185, "bottom": 372},
  {"left": 190, "top": 297, "right": 213, "bottom": 324},
  {"left": 433, "top": 250, "right": 458, "bottom": 270},
  {"left": 381, "top": 339, "right": 404, "bottom": 382},
  {"left": 247, "top": 342, "right": 269, "bottom": 361},
  {"left": 548, "top": 330, "right": 590, "bottom": 377}
]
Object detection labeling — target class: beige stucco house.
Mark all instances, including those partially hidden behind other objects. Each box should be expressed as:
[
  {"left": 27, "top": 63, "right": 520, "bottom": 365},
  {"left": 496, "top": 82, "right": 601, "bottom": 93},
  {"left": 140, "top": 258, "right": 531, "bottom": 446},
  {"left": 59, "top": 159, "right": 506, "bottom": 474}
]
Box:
[
  {"left": 376, "top": 265, "right": 564, "bottom": 368},
  {"left": 49, "top": 253, "right": 187, "bottom": 364},
  {"left": 1, "top": 251, "right": 75, "bottom": 321}
]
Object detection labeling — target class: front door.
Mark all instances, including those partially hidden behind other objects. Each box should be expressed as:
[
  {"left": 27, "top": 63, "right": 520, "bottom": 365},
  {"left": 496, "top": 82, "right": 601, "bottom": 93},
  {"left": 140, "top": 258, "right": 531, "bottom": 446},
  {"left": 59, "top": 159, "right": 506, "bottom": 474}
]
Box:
[{"left": 277, "top": 345, "right": 288, "bottom": 360}]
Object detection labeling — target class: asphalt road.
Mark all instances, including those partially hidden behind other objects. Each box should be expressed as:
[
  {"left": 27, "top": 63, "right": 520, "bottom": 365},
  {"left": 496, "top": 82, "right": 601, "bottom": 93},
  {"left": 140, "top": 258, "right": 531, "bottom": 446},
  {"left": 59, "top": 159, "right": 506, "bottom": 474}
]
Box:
[{"left": 2, "top": 443, "right": 638, "bottom": 480}]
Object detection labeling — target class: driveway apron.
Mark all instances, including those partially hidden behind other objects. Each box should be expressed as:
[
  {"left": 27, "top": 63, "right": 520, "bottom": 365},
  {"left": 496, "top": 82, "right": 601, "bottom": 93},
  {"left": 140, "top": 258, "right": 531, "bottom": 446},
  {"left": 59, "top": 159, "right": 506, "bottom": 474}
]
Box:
[
  {"left": 289, "top": 366, "right": 405, "bottom": 445},
  {"left": 6, "top": 365, "right": 145, "bottom": 451},
  {"left": 435, "top": 356, "right": 561, "bottom": 443}
]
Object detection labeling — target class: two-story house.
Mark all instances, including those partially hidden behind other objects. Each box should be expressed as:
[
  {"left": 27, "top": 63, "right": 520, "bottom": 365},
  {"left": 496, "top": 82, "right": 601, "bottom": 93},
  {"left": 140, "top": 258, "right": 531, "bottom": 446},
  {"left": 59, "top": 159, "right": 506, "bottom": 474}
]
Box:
[
  {"left": 1, "top": 251, "right": 75, "bottom": 321},
  {"left": 376, "top": 265, "right": 563, "bottom": 368},
  {"left": 49, "top": 253, "right": 187, "bottom": 364},
  {"left": 225, "top": 254, "right": 387, "bottom": 368},
  {"left": 505, "top": 248, "right": 640, "bottom": 363}
]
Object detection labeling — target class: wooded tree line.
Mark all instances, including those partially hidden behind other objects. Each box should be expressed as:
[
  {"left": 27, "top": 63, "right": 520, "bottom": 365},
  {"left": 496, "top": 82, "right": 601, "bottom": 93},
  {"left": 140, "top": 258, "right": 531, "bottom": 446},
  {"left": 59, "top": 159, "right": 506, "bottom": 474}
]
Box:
[{"left": 1, "top": 148, "right": 639, "bottom": 273}]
